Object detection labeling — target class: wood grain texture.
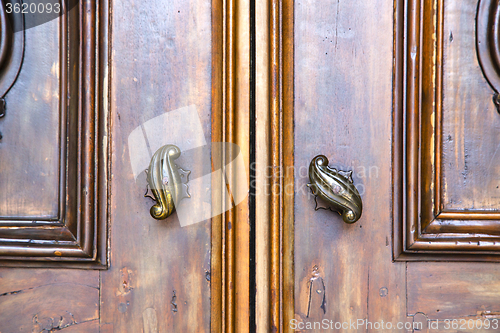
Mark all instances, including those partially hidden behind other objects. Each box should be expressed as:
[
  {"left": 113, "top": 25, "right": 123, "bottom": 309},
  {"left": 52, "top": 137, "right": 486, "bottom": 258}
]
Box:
[
  {"left": 0, "top": 268, "right": 99, "bottom": 294},
  {"left": 293, "top": 0, "right": 406, "bottom": 331},
  {"left": 255, "top": 0, "right": 294, "bottom": 330},
  {"left": 54, "top": 320, "right": 100, "bottom": 332},
  {"left": 395, "top": 0, "right": 500, "bottom": 259},
  {"left": 265, "top": 0, "right": 295, "bottom": 330},
  {"left": 397, "top": 0, "right": 500, "bottom": 327},
  {"left": 441, "top": 0, "right": 500, "bottom": 211},
  {"left": 99, "top": 0, "right": 213, "bottom": 330},
  {"left": 224, "top": 0, "right": 251, "bottom": 328},
  {"left": 269, "top": 0, "right": 281, "bottom": 329}
]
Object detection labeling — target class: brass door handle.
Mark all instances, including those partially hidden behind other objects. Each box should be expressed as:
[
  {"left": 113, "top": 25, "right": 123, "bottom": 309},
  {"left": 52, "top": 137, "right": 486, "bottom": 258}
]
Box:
[
  {"left": 307, "top": 155, "right": 363, "bottom": 223},
  {"left": 145, "top": 145, "right": 190, "bottom": 220}
]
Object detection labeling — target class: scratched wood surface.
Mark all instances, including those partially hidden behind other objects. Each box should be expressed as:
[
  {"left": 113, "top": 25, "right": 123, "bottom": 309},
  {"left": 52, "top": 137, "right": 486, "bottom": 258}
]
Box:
[
  {"left": 292, "top": 0, "right": 406, "bottom": 331},
  {"left": 99, "top": 0, "right": 212, "bottom": 331}
]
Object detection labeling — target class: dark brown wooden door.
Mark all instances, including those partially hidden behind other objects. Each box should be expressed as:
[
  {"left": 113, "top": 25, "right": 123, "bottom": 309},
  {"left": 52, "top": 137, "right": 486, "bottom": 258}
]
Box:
[
  {"left": 289, "top": 0, "right": 500, "bottom": 332},
  {"left": 3, "top": 0, "right": 500, "bottom": 332}
]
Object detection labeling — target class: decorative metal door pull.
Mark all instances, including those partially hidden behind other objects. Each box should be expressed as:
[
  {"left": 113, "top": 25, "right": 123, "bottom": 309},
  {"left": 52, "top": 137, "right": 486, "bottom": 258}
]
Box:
[
  {"left": 145, "top": 145, "right": 190, "bottom": 220},
  {"left": 307, "top": 155, "right": 363, "bottom": 223}
]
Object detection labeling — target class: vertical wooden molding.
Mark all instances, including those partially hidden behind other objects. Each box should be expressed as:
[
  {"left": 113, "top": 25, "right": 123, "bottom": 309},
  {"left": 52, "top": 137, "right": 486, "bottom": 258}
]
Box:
[
  {"left": 255, "top": 0, "right": 270, "bottom": 329},
  {"left": 255, "top": 0, "right": 294, "bottom": 330},
  {"left": 225, "top": 0, "right": 237, "bottom": 328},
  {"left": 267, "top": 0, "right": 294, "bottom": 331},
  {"left": 392, "top": 0, "right": 405, "bottom": 260},
  {"left": 213, "top": 0, "right": 293, "bottom": 329},
  {"left": 394, "top": 0, "right": 500, "bottom": 260}
]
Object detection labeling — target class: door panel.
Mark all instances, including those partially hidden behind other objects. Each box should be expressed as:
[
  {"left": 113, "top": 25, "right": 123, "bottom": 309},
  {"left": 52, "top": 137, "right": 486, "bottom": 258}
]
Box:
[
  {"left": 0, "top": 0, "right": 222, "bottom": 330},
  {"left": 408, "top": 262, "right": 500, "bottom": 319},
  {"left": 291, "top": 0, "right": 500, "bottom": 331},
  {"left": 292, "top": 0, "right": 407, "bottom": 328},
  {"left": 0, "top": 17, "right": 60, "bottom": 219}
]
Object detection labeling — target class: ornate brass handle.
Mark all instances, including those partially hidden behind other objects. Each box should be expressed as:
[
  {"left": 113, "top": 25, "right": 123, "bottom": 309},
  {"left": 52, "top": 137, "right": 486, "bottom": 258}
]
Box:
[
  {"left": 307, "top": 155, "right": 363, "bottom": 223},
  {"left": 145, "top": 145, "right": 190, "bottom": 220}
]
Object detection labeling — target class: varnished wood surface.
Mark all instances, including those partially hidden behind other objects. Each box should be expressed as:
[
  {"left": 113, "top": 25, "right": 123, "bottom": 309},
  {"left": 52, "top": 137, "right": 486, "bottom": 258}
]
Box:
[
  {"left": 0, "top": 0, "right": 107, "bottom": 327},
  {"left": 255, "top": 0, "right": 271, "bottom": 328},
  {"left": 5, "top": 0, "right": 500, "bottom": 330},
  {"left": 282, "top": 0, "right": 295, "bottom": 330},
  {"left": 269, "top": 0, "right": 282, "bottom": 328},
  {"left": 210, "top": 0, "right": 224, "bottom": 330}
]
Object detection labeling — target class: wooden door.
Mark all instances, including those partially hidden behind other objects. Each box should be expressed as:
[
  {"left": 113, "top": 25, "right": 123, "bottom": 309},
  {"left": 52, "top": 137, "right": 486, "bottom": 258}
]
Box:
[
  {"left": 0, "top": 0, "right": 237, "bottom": 331},
  {"left": 2, "top": 0, "right": 500, "bottom": 332},
  {"left": 285, "top": 0, "right": 500, "bottom": 332}
]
